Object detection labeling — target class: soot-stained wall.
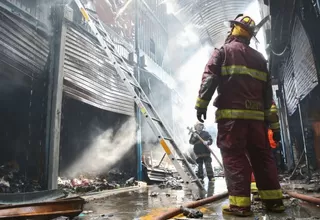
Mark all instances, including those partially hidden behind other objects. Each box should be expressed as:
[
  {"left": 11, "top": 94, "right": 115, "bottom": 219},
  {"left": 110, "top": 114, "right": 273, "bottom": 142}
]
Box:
[{"left": 0, "top": 5, "right": 49, "bottom": 186}]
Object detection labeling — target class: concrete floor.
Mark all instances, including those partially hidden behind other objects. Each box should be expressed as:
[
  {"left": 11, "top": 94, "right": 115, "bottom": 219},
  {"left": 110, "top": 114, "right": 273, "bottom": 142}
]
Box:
[{"left": 80, "top": 178, "right": 320, "bottom": 220}]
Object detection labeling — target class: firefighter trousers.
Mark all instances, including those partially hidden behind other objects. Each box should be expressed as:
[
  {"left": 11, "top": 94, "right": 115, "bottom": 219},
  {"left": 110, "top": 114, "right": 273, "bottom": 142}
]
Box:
[
  {"left": 217, "top": 120, "right": 283, "bottom": 210},
  {"left": 196, "top": 156, "right": 214, "bottom": 180}
]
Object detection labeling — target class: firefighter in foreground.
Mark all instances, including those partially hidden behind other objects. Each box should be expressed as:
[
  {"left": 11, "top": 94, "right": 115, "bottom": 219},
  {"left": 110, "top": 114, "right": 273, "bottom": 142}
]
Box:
[
  {"left": 189, "top": 122, "right": 215, "bottom": 182},
  {"left": 195, "top": 14, "right": 284, "bottom": 216},
  {"left": 251, "top": 101, "right": 282, "bottom": 200}
]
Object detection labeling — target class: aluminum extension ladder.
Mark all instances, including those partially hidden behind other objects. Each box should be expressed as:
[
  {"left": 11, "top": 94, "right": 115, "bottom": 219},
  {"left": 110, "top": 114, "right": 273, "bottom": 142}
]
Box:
[{"left": 73, "top": 0, "right": 206, "bottom": 198}]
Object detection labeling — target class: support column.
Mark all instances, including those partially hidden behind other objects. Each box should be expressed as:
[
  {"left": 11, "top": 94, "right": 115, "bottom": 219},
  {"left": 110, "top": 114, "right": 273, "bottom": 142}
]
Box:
[
  {"left": 46, "top": 6, "right": 66, "bottom": 189},
  {"left": 134, "top": 0, "right": 143, "bottom": 180}
]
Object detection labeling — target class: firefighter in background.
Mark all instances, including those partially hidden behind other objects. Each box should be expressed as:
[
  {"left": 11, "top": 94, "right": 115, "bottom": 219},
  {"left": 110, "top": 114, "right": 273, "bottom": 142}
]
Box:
[
  {"left": 189, "top": 122, "right": 215, "bottom": 182},
  {"left": 194, "top": 14, "right": 284, "bottom": 216},
  {"left": 268, "top": 101, "right": 284, "bottom": 169}
]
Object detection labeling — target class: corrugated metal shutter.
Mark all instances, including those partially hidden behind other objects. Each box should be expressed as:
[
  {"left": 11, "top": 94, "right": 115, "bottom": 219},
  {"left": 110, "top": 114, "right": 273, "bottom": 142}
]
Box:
[
  {"left": 0, "top": 8, "right": 49, "bottom": 81},
  {"left": 291, "top": 16, "right": 318, "bottom": 100},
  {"left": 283, "top": 55, "right": 298, "bottom": 116},
  {"left": 0, "top": 7, "right": 49, "bottom": 182},
  {"left": 63, "top": 22, "right": 135, "bottom": 116}
]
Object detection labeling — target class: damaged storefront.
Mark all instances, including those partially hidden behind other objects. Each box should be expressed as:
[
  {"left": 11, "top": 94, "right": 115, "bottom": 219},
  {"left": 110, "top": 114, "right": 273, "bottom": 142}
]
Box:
[
  {"left": 0, "top": 0, "right": 140, "bottom": 195},
  {"left": 271, "top": 0, "right": 320, "bottom": 179},
  {"left": 50, "top": 4, "right": 138, "bottom": 193},
  {"left": 0, "top": 2, "right": 50, "bottom": 192}
]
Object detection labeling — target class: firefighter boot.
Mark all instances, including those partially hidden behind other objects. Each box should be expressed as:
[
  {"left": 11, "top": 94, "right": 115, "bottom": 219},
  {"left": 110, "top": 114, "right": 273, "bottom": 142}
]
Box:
[
  {"left": 222, "top": 204, "right": 253, "bottom": 217},
  {"left": 264, "top": 200, "right": 285, "bottom": 213}
]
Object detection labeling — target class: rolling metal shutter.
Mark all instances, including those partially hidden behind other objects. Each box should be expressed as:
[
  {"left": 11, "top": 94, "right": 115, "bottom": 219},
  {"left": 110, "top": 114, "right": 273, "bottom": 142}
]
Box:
[
  {"left": 282, "top": 15, "right": 318, "bottom": 116},
  {"left": 283, "top": 55, "right": 298, "bottom": 116},
  {"left": 0, "top": 7, "right": 49, "bottom": 182},
  {"left": 291, "top": 16, "right": 318, "bottom": 101},
  {"left": 63, "top": 22, "right": 135, "bottom": 116},
  {"left": 0, "top": 7, "right": 49, "bottom": 82}
]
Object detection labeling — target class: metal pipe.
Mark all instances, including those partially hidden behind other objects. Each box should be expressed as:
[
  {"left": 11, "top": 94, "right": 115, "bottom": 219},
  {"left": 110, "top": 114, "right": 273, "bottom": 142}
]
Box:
[
  {"left": 276, "top": 89, "right": 288, "bottom": 165},
  {"left": 155, "top": 191, "right": 228, "bottom": 220},
  {"left": 289, "top": 150, "right": 305, "bottom": 179},
  {"left": 156, "top": 153, "right": 166, "bottom": 167},
  {"left": 282, "top": 83, "right": 295, "bottom": 168},
  {"left": 134, "top": 0, "right": 142, "bottom": 181},
  {"left": 297, "top": 100, "right": 311, "bottom": 179}
]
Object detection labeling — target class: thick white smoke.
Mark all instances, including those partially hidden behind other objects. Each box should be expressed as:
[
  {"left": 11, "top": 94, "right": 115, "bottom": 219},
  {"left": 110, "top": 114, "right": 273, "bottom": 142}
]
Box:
[
  {"left": 169, "top": 0, "right": 267, "bottom": 168},
  {"left": 172, "top": 45, "right": 222, "bottom": 167},
  {"left": 64, "top": 118, "right": 136, "bottom": 177}
]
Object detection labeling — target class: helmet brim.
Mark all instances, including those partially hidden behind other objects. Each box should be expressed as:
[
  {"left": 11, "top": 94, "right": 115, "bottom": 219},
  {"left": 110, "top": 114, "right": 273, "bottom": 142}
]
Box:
[{"left": 228, "top": 20, "right": 255, "bottom": 35}]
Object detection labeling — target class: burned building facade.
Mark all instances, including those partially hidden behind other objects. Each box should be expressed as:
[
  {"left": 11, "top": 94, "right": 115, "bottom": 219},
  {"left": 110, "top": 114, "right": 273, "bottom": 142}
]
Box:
[
  {"left": 0, "top": 0, "right": 179, "bottom": 191},
  {"left": 267, "top": 0, "right": 320, "bottom": 175}
]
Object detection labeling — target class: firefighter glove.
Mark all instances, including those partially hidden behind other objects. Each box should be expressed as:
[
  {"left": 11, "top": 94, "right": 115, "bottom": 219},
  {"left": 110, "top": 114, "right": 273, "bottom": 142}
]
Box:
[
  {"left": 197, "top": 108, "right": 207, "bottom": 123},
  {"left": 273, "top": 131, "right": 281, "bottom": 142}
]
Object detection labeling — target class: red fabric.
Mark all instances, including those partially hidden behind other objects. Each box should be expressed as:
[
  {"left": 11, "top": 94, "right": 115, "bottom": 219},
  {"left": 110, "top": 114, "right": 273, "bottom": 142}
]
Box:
[
  {"left": 214, "top": 39, "right": 270, "bottom": 111},
  {"left": 196, "top": 36, "right": 273, "bottom": 113},
  {"left": 268, "top": 129, "right": 277, "bottom": 149},
  {"left": 217, "top": 120, "right": 281, "bottom": 206}
]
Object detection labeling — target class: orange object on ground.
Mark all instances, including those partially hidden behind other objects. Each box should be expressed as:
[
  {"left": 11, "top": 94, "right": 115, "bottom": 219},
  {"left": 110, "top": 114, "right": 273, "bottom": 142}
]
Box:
[{"left": 268, "top": 129, "right": 277, "bottom": 149}]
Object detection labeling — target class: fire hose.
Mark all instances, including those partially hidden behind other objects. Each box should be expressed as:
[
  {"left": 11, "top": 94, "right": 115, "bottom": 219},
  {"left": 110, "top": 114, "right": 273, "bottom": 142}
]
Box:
[
  {"left": 155, "top": 191, "right": 228, "bottom": 220},
  {"left": 187, "top": 127, "right": 224, "bottom": 170},
  {"left": 285, "top": 191, "right": 320, "bottom": 205}
]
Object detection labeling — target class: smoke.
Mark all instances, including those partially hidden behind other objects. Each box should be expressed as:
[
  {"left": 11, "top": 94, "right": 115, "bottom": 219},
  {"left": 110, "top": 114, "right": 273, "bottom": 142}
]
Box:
[
  {"left": 64, "top": 118, "right": 136, "bottom": 177},
  {"left": 244, "top": 0, "right": 268, "bottom": 58},
  {"left": 172, "top": 45, "right": 222, "bottom": 166}
]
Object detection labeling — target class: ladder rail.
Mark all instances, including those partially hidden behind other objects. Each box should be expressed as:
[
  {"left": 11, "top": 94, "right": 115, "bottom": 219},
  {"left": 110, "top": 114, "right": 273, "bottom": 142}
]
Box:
[{"left": 73, "top": 0, "right": 205, "bottom": 197}]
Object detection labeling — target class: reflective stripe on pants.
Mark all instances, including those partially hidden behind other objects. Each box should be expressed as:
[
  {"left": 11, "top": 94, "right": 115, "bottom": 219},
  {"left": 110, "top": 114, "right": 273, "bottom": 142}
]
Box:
[
  {"left": 217, "top": 120, "right": 282, "bottom": 208},
  {"left": 229, "top": 195, "right": 251, "bottom": 207}
]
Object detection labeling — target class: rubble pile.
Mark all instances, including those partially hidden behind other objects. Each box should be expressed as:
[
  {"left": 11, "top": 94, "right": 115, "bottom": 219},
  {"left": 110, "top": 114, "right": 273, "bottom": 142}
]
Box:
[
  {"left": 158, "top": 177, "right": 183, "bottom": 190},
  {"left": 0, "top": 162, "right": 41, "bottom": 193},
  {"left": 280, "top": 169, "right": 320, "bottom": 194},
  {"left": 58, "top": 172, "right": 138, "bottom": 194}
]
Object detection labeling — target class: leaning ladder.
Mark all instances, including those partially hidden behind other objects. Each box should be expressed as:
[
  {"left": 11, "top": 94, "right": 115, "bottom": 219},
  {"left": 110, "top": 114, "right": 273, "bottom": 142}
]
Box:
[{"left": 73, "top": 0, "right": 206, "bottom": 198}]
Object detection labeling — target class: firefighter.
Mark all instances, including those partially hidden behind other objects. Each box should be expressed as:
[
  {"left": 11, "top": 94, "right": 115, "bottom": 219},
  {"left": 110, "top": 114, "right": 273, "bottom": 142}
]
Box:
[
  {"left": 194, "top": 14, "right": 284, "bottom": 216},
  {"left": 251, "top": 101, "right": 282, "bottom": 200},
  {"left": 267, "top": 101, "right": 284, "bottom": 170},
  {"left": 189, "top": 122, "right": 215, "bottom": 182}
]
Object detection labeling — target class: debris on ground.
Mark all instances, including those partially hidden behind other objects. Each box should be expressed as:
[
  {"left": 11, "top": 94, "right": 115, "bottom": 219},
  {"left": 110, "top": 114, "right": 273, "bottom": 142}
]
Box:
[
  {"left": 180, "top": 206, "right": 203, "bottom": 218},
  {"left": 0, "top": 161, "right": 41, "bottom": 193},
  {"left": 100, "top": 213, "right": 114, "bottom": 218},
  {"left": 58, "top": 172, "right": 138, "bottom": 194},
  {"left": 150, "top": 192, "right": 159, "bottom": 197},
  {"left": 158, "top": 177, "right": 183, "bottom": 190},
  {"left": 82, "top": 210, "right": 93, "bottom": 214},
  {"left": 125, "top": 177, "right": 135, "bottom": 186}
]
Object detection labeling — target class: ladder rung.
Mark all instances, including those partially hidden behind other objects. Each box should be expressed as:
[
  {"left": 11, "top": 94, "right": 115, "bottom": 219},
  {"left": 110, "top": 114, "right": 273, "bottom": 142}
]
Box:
[
  {"left": 151, "top": 117, "right": 162, "bottom": 123},
  {"left": 121, "top": 67, "right": 133, "bottom": 76},
  {"left": 140, "top": 99, "right": 151, "bottom": 105},
  {"left": 191, "top": 179, "right": 201, "bottom": 183},
  {"left": 86, "top": 8, "right": 97, "bottom": 15},
  {"left": 129, "top": 81, "right": 141, "bottom": 89}
]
